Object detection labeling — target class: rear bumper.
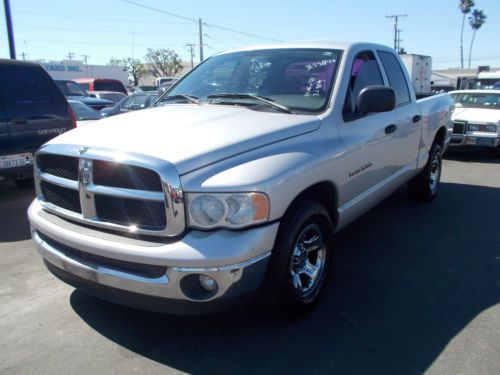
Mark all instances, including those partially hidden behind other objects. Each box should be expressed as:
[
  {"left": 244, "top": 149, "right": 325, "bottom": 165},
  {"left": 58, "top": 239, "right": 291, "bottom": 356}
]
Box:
[
  {"left": 29, "top": 199, "right": 278, "bottom": 314},
  {"left": 450, "top": 134, "right": 500, "bottom": 148}
]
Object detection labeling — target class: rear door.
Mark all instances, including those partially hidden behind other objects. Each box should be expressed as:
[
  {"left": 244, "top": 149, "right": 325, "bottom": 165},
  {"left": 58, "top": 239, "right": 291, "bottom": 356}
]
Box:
[
  {"left": 377, "top": 51, "right": 421, "bottom": 172},
  {"left": 0, "top": 63, "right": 72, "bottom": 154}
]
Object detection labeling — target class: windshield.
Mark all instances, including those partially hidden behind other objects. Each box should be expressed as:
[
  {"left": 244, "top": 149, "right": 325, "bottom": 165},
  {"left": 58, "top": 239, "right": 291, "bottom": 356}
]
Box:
[
  {"left": 55, "top": 80, "right": 87, "bottom": 96},
  {"left": 163, "top": 48, "right": 341, "bottom": 113},
  {"left": 451, "top": 93, "right": 500, "bottom": 109},
  {"left": 69, "top": 101, "right": 103, "bottom": 120}
]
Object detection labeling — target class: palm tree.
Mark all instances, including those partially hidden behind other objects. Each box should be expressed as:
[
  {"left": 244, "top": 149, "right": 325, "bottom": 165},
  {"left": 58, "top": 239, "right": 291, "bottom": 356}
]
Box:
[
  {"left": 468, "top": 9, "right": 487, "bottom": 68},
  {"left": 459, "top": 0, "right": 475, "bottom": 69}
]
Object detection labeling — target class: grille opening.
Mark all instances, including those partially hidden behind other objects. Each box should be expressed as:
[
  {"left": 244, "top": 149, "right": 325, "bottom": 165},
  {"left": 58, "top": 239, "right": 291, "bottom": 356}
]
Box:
[
  {"left": 452, "top": 122, "right": 466, "bottom": 135},
  {"left": 37, "top": 154, "right": 79, "bottom": 181},
  {"left": 93, "top": 160, "right": 163, "bottom": 191},
  {"left": 95, "top": 194, "right": 166, "bottom": 230},
  {"left": 37, "top": 231, "right": 167, "bottom": 278},
  {"left": 41, "top": 181, "right": 81, "bottom": 213}
]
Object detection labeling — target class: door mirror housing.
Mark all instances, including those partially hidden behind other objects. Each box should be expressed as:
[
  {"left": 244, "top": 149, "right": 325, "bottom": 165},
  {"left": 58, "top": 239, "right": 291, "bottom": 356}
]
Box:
[{"left": 356, "top": 86, "right": 396, "bottom": 114}]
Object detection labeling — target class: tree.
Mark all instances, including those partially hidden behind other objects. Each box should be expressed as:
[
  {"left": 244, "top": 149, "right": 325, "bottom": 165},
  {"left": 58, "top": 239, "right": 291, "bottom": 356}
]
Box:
[
  {"left": 468, "top": 9, "right": 486, "bottom": 68},
  {"left": 144, "top": 48, "right": 183, "bottom": 77},
  {"left": 108, "top": 57, "right": 147, "bottom": 86},
  {"left": 459, "top": 0, "right": 475, "bottom": 69}
]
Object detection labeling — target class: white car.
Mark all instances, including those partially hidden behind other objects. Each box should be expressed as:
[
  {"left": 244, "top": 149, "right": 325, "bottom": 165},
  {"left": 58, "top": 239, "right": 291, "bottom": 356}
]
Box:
[{"left": 449, "top": 90, "right": 500, "bottom": 150}]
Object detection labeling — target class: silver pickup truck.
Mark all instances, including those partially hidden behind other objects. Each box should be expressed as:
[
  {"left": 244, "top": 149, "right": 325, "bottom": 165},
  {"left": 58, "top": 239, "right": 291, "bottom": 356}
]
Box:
[{"left": 28, "top": 42, "right": 453, "bottom": 317}]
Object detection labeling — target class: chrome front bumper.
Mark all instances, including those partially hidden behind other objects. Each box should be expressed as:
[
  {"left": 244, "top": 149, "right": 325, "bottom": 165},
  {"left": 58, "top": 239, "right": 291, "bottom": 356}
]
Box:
[
  {"left": 29, "top": 199, "right": 278, "bottom": 314},
  {"left": 450, "top": 134, "right": 500, "bottom": 148}
]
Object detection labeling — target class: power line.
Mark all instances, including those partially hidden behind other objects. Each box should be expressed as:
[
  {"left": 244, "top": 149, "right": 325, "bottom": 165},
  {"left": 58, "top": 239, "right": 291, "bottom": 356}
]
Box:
[
  {"left": 13, "top": 24, "right": 194, "bottom": 36},
  {"left": 119, "top": 0, "right": 282, "bottom": 43},
  {"left": 15, "top": 10, "right": 192, "bottom": 26}
]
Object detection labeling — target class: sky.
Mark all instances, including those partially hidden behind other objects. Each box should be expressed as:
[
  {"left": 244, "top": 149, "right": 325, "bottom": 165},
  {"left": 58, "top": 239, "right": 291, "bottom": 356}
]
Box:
[{"left": 0, "top": 0, "right": 499, "bottom": 70}]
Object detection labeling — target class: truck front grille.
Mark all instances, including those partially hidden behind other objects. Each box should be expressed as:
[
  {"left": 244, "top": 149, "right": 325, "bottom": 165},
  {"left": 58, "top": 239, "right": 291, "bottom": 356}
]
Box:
[
  {"left": 95, "top": 194, "right": 166, "bottom": 230},
  {"left": 34, "top": 146, "right": 185, "bottom": 237},
  {"left": 40, "top": 181, "right": 81, "bottom": 213},
  {"left": 37, "top": 154, "right": 79, "bottom": 181},
  {"left": 93, "top": 160, "right": 163, "bottom": 191}
]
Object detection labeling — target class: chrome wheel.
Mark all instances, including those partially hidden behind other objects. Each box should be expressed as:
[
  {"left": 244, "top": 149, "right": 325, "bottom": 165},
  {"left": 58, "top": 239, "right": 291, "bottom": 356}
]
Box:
[
  {"left": 290, "top": 223, "right": 326, "bottom": 298},
  {"left": 429, "top": 150, "right": 441, "bottom": 193}
]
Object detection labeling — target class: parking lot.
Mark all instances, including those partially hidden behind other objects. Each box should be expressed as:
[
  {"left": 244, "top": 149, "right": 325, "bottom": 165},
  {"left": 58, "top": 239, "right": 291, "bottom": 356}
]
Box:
[{"left": 0, "top": 150, "right": 499, "bottom": 375}]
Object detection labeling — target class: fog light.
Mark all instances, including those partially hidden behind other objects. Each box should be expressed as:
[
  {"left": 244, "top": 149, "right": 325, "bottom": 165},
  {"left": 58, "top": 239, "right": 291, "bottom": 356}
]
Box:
[{"left": 198, "top": 274, "right": 217, "bottom": 292}]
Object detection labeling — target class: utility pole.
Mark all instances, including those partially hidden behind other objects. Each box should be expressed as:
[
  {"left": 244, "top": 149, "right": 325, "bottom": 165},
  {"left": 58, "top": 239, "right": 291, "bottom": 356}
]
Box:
[
  {"left": 67, "top": 52, "right": 75, "bottom": 61},
  {"left": 386, "top": 14, "right": 407, "bottom": 51},
  {"left": 3, "top": 0, "right": 16, "bottom": 59},
  {"left": 198, "top": 18, "right": 204, "bottom": 62},
  {"left": 82, "top": 54, "right": 89, "bottom": 77},
  {"left": 186, "top": 43, "right": 195, "bottom": 68}
]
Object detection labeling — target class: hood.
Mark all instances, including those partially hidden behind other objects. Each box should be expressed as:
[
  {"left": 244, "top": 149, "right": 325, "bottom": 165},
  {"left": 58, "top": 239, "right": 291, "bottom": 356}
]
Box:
[
  {"left": 48, "top": 104, "right": 321, "bottom": 174},
  {"left": 452, "top": 107, "right": 500, "bottom": 124}
]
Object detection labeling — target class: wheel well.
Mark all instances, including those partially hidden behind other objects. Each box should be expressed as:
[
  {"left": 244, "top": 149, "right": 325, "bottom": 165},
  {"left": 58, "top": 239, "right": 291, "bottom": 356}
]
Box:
[
  {"left": 283, "top": 182, "right": 339, "bottom": 229},
  {"left": 434, "top": 126, "right": 447, "bottom": 148}
]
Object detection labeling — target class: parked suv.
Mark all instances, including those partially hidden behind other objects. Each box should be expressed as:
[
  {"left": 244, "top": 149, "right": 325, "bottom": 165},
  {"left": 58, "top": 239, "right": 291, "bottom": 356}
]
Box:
[{"left": 0, "top": 59, "right": 76, "bottom": 188}]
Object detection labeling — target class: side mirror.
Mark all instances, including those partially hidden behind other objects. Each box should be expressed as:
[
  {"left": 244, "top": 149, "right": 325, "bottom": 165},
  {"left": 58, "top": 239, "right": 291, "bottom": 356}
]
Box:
[{"left": 356, "top": 86, "right": 396, "bottom": 114}]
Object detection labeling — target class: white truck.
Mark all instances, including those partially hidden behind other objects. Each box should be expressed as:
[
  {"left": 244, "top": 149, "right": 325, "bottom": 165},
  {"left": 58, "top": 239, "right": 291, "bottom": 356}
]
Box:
[{"left": 28, "top": 42, "right": 453, "bottom": 317}]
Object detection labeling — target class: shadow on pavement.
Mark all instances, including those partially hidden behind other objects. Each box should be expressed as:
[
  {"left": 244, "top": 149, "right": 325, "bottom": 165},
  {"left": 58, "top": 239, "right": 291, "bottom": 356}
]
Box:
[
  {"left": 70, "top": 182, "right": 500, "bottom": 374},
  {"left": 444, "top": 148, "right": 500, "bottom": 164},
  {"left": 0, "top": 182, "right": 35, "bottom": 242}
]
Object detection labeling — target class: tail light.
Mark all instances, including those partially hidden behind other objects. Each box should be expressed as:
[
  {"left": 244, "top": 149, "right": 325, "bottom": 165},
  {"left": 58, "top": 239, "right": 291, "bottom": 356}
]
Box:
[{"left": 67, "top": 104, "right": 77, "bottom": 128}]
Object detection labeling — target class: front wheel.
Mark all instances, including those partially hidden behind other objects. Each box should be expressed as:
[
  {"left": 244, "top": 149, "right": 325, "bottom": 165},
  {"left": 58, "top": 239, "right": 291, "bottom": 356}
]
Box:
[
  {"left": 408, "top": 143, "right": 442, "bottom": 202},
  {"left": 256, "top": 199, "right": 333, "bottom": 318}
]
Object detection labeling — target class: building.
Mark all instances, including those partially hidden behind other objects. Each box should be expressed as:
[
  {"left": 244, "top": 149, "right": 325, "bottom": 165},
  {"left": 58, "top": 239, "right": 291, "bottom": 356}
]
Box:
[{"left": 36, "top": 60, "right": 129, "bottom": 85}]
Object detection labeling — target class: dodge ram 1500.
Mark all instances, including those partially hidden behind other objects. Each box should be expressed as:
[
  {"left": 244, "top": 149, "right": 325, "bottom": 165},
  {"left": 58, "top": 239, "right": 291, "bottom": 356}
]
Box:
[{"left": 28, "top": 42, "right": 453, "bottom": 317}]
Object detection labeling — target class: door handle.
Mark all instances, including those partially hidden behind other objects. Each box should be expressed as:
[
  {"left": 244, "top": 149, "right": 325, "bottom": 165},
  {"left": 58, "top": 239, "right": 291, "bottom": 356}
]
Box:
[
  {"left": 412, "top": 115, "right": 422, "bottom": 123},
  {"left": 385, "top": 124, "right": 397, "bottom": 134},
  {"left": 12, "top": 117, "right": 28, "bottom": 124}
]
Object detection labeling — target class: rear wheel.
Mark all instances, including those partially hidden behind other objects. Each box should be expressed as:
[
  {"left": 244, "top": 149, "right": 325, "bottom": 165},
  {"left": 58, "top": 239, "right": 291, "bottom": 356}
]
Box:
[
  {"left": 408, "top": 143, "right": 442, "bottom": 202},
  {"left": 257, "top": 199, "right": 333, "bottom": 318}
]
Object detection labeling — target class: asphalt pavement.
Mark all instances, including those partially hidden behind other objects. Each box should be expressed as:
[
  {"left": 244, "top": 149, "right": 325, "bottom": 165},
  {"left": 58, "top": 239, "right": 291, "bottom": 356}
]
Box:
[{"left": 0, "top": 149, "right": 499, "bottom": 375}]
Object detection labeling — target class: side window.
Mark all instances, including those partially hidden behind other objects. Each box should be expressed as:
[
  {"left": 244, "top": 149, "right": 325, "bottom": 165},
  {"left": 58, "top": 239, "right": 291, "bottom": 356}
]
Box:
[
  {"left": 127, "top": 95, "right": 148, "bottom": 110},
  {"left": 120, "top": 97, "right": 132, "bottom": 109},
  {"left": 78, "top": 83, "right": 90, "bottom": 91},
  {"left": 0, "top": 65, "right": 64, "bottom": 110},
  {"left": 343, "top": 52, "right": 384, "bottom": 116},
  {"left": 378, "top": 51, "right": 410, "bottom": 105}
]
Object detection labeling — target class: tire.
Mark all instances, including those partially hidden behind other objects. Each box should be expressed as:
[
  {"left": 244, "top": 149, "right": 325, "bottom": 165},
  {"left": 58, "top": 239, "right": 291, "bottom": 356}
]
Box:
[
  {"left": 256, "top": 199, "right": 333, "bottom": 318},
  {"left": 408, "top": 143, "right": 442, "bottom": 202},
  {"left": 14, "top": 177, "right": 34, "bottom": 190}
]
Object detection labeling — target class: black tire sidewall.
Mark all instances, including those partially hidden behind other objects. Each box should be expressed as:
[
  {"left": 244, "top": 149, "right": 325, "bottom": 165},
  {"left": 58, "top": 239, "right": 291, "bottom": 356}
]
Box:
[{"left": 261, "top": 200, "right": 333, "bottom": 315}]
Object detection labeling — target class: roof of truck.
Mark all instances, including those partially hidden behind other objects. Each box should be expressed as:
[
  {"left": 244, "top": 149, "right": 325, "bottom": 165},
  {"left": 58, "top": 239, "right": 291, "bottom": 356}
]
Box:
[{"left": 215, "top": 41, "right": 392, "bottom": 56}]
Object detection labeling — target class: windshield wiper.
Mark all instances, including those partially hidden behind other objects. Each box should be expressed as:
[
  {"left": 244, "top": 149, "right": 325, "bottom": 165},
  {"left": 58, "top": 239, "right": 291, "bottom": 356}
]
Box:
[
  {"left": 162, "top": 94, "right": 199, "bottom": 104},
  {"left": 207, "top": 93, "right": 292, "bottom": 114}
]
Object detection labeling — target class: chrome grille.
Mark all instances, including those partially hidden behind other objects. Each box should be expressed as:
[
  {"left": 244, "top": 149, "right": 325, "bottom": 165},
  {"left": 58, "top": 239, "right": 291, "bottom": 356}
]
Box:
[
  {"left": 95, "top": 194, "right": 166, "bottom": 230},
  {"left": 93, "top": 160, "right": 163, "bottom": 191},
  {"left": 37, "top": 154, "right": 79, "bottom": 181},
  {"left": 34, "top": 144, "right": 185, "bottom": 237},
  {"left": 40, "top": 181, "right": 81, "bottom": 213}
]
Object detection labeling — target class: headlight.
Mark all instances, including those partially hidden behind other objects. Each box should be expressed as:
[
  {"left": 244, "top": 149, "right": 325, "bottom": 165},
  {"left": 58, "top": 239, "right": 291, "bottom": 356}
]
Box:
[
  {"left": 468, "top": 124, "right": 480, "bottom": 131},
  {"left": 187, "top": 192, "right": 269, "bottom": 229},
  {"left": 485, "top": 124, "right": 497, "bottom": 132}
]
